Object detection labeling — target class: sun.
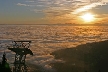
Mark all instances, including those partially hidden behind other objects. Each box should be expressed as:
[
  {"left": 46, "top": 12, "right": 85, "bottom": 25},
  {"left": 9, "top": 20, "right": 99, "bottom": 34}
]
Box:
[{"left": 80, "top": 13, "right": 95, "bottom": 22}]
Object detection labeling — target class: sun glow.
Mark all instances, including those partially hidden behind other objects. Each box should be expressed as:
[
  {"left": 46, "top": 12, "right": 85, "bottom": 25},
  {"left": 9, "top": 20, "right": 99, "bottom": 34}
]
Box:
[{"left": 80, "top": 13, "right": 95, "bottom": 22}]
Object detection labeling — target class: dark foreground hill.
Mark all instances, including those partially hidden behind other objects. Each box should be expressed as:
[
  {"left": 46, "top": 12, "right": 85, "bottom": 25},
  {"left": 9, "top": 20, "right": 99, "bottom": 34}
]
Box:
[{"left": 51, "top": 40, "right": 108, "bottom": 72}]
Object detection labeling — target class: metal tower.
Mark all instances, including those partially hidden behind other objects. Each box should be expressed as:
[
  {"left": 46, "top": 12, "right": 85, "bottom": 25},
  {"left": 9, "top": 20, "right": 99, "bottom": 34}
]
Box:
[{"left": 8, "top": 41, "right": 33, "bottom": 72}]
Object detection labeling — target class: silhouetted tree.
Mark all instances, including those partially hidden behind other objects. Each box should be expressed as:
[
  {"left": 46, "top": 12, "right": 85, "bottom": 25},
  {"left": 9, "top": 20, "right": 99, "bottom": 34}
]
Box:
[
  {"left": 0, "top": 52, "right": 11, "bottom": 72},
  {"left": 98, "top": 70, "right": 101, "bottom": 72}
]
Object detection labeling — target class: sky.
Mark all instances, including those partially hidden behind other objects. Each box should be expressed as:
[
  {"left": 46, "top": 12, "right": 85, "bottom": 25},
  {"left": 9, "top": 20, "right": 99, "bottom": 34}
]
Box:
[{"left": 0, "top": 0, "right": 108, "bottom": 24}]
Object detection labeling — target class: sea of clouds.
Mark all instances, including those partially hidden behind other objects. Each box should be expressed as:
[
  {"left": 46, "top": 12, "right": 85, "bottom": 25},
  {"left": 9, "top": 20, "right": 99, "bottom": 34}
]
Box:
[{"left": 0, "top": 25, "right": 108, "bottom": 71}]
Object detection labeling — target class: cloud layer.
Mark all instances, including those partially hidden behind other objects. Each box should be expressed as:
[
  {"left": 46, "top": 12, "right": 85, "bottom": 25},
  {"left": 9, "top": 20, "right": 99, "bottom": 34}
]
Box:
[{"left": 16, "top": 0, "right": 108, "bottom": 23}]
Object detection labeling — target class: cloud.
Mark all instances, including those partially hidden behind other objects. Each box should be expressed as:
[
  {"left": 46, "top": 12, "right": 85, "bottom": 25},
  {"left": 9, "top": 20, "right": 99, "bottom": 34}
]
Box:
[
  {"left": 17, "top": 0, "right": 108, "bottom": 21},
  {"left": 31, "top": 9, "right": 43, "bottom": 13},
  {"left": 73, "top": 3, "right": 102, "bottom": 14},
  {"left": 26, "top": 1, "right": 35, "bottom": 3},
  {"left": 35, "top": 0, "right": 108, "bottom": 14},
  {"left": 17, "top": 3, "right": 29, "bottom": 6},
  {"left": 95, "top": 14, "right": 108, "bottom": 23}
]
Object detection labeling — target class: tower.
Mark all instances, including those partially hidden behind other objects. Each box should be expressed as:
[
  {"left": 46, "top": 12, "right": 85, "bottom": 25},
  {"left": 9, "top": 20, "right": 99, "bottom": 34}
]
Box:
[{"left": 8, "top": 41, "right": 33, "bottom": 72}]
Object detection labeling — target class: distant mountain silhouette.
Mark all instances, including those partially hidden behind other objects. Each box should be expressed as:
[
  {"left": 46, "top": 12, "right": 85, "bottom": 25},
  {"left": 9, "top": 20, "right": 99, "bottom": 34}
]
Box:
[{"left": 51, "top": 40, "right": 108, "bottom": 72}]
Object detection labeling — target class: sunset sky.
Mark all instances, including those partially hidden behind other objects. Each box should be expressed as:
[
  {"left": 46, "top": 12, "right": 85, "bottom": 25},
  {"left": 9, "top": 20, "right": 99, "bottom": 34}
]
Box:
[{"left": 0, "top": 0, "right": 108, "bottom": 24}]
